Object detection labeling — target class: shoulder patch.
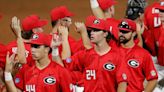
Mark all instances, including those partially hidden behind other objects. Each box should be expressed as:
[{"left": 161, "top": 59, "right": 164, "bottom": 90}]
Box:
[
  {"left": 128, "top": 59, "right": 139, "bottom": 68},
  {"left": 151, "top": 70, "right": 156, "bottom": 77},
  {"left": 66, "top": 57, "right": 72, "bottom": 63},
  {"left": 44, "top": 76, "right": 56, "bottom": 85},
  {"left": 15, "top": 77, "right": 20, "bottom": 84}
]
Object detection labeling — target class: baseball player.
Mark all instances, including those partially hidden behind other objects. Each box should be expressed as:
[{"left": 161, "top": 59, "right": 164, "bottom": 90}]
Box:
[
  {"left": 63, "top": 16, "right": 129, "bottom": 92},
  {"left": 153, "top": 1, "right": 164, "bottom": 92},
  {"left": 118, "top": 19, "right": 158, "bottom": 92},
  {"left": 5, "top": 32, "right": 73, "bottom": 92},
  {"left": 7, "top": 15, "right": 48, "bottom": 65},
  {"left": 90, "top": 0, "right": 120, "bottom": 44},
  {"left": 50, "top": 6, "right": 85, "bottom": 56}
]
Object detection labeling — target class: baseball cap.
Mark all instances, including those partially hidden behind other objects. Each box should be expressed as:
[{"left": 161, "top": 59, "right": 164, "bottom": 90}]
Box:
[
  {"left": 30, "top": 33, "right": 52, "bottom": 47},
  {"left": 155, "top": 1, "right": 164, "bottom": 11},
  {"left": 126, "top": 6, "right": 144, "bottom": 20},
  {"left": 50, "top": 6, "right": 74, "bottom": 21},
  {"left": 85, "top": 15, "right": 108, "bottom": 31},
  {"left": 118, "top": 19, "right": 136, "bottom": 32},
  {"left": 22, "top": 15, "right": 48, "bottom": 31},
  {"left": 98, "top": 0, "right": 117, "bottom": 10}
]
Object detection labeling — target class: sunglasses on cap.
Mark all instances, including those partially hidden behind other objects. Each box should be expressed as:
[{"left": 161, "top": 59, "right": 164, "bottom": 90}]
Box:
[
  {"left": 119, "top": 30, "right": 131, "bottom": 34},
  {"left": 31, "top": 44, "right": 41, "bottom": 48}
]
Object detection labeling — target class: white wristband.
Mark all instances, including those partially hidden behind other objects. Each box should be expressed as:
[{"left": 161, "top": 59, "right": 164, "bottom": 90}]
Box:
[
  {"left": 4, "top": 72, "right": 13, "bottom": 81},
  {"left": 52, "top": 48, "right": 59, "bottom": 56},
  {"left": 90, "top": 0, "right": 99, "bottom": 8}
]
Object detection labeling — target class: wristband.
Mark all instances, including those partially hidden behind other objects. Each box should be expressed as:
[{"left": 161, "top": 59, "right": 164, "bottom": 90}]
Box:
[
  {"left": 52, "top": 48, "right": 59, "bottom": 56},
  {"left": 4, "top": 72, "right": 13, "bottom": 81},
  {"left": 90, "top": 0, "right": 99, "bottom": 8}
]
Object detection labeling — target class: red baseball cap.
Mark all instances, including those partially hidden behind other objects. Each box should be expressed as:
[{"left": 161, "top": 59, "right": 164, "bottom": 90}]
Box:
[
  {"left": 155, "top": 1, "right": 164, "bottom": 10},
  {"left": 85, "top": 15, "right": 108, "bottom": 31},
  {"left": 30, "top": 33, "right": 52, "bottom": 47},
  {"left": 118, "top": 19, "right": 136, "bottom": 32},
  {"left": 50, "top": 6, "right": 74, "bottom": 21},
  {"left": 98, "top": 0, "right": 117, "bottom": 10},
  {"left": 22, "top": 15, "right": 48, "bottom": 31}
]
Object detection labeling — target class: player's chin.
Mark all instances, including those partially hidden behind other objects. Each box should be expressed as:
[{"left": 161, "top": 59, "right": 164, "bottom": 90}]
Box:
[{"left": 32, "top": 55, "right": 39, "bottom": 60}]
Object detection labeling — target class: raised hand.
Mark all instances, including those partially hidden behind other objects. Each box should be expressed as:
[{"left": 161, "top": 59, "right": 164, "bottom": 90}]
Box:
[
  {"left": 74, "top": 22, "right": 87, "bottom": 33},
  {"left": 11, "top": 16, "right": 22, "bottom": 37},
  {"left": 5, "top": 52, "right": 16, "bottom": 73},
  {"left": 51, "top": 33, "right": 62, "bottom": 48},
  {"left": 57, "top": 26, "right": 69, "bottom": 38}
]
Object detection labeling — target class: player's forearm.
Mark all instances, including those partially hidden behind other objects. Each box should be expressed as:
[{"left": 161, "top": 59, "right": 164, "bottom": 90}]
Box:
[
  {"left": 4, "top": 72, "right": 18, "bottom": 92},
  {"left": 144, "top": 79, "right": 157, "bottom": 92},
  {"left": 81, "top": 28, "right": 92, "bottom": 49},
  {"left": 61, "top": 36, "right": 71, "bottom": 60},
  {"left": 17, "top": 37, "right": 27, "bottom": 64},
  {"left": 90, "top": 0, "right": 105, "bottom": 19},
  {"left": 117, "top": 82, "right": 127, "bottom": 92}
]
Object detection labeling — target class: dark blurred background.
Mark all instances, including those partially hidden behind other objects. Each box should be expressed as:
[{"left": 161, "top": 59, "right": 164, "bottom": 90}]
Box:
[{"left": 0, "top": 0, "right": 155, "bottom": 44}]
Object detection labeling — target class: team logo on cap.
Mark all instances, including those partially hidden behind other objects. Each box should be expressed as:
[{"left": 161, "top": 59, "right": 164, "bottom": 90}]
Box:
[
  {"left": 93, "top": 19, "right": 100, "bottom": 24},
  {"left": 44, "top": 76, "right": 56, "bottom": 85},
  {"left": 103, "top": 62, "right": 115, "bottom": 71},
  {"left": 32, "top": 34, "right": 39, "bottom": 40},
  {"left": 128, "top": 59, "right": 139, "bottom": 68}
]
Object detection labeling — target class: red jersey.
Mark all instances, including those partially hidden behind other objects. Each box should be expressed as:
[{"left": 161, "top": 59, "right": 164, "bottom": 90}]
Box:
[
  {"left": 144, "top": 2, "right": 162, "bottom": 30},
  {"left": 6, "top": 40, "right": 33, "bottom": 64},
  {"left": 64, "top": 48, "right": 129, "bottom": 92},
  {"left": 157, "top": 26, "right": 164, "bottom": 66},
  {"left": 120, "top": 45, "right": 158, "bottom": 92},
  {"left": 14, "top": 61, "right": 73, "bottom": 92},
  {"left": 143, "top": 2, "right": 162, "bottom": 56}
]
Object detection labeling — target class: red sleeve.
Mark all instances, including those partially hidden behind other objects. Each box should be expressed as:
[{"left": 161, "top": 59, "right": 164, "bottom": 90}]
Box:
[
  {"left": 14, "top": 65, "right": 27, "bottom": 90},
  {"left": 59, "top": 66, "right": 73, "bottom": 92},
  {"left": 143, "top": 52, "right": 158, "bottom": 81},
  {"left": 63, "top": 50, "right": 85, "bottom": 72},
  {"left": 63, "top": 50, "right": 86, "bottom": 84}
]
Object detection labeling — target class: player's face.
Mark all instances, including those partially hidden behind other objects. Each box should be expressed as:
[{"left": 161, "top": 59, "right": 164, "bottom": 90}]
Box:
[
  {"left": 31, "top": 44, "right": 47, "bottom": 60},
  {"left": 33, "top": 27, "right": 44, "bottom": 33},
  {"left": 60, "top": 17, "right": 72, "bottom": 27},
  {"left": 119, "top": 30, "right": 133, "bottom": 44},
  {"left": 90, "top": 29, "right": 106, "bottom": 43},
  {"left": 159, "top": 10, "right": 164, "bottom": 23}
]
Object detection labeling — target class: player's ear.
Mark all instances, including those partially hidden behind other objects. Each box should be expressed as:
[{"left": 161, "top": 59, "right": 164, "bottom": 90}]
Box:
[
  {"left": 132, "top": 32, "right": 137, "bottom": 38},
  {"left": 103, "top": 31, "right": 108, "bottom": 38},
  {"left": 44, "top": 46, "right": 50, "bottom": 54}
]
